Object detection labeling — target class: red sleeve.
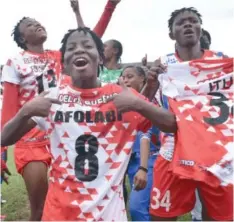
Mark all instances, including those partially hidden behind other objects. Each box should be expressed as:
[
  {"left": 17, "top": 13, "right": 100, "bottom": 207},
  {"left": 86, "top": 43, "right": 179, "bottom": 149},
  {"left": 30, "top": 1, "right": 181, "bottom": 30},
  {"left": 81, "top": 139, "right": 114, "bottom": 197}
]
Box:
[
  {"left": 93, "top": 0, "right": 117, "bottom": 38},
  {"left": 1, "top": 83, "right": 20, "bottom": 129}
]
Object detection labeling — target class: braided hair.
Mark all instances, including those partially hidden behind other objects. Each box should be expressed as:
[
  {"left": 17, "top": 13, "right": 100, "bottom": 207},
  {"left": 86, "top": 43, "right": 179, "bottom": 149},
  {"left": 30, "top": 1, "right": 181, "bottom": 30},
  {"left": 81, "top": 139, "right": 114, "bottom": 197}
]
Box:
[
  {"left": 12, "top": 17, "right": 29, "bottom": 50},
  {"left": 168, "top": 7, "right": 202, "bottom": 33}
]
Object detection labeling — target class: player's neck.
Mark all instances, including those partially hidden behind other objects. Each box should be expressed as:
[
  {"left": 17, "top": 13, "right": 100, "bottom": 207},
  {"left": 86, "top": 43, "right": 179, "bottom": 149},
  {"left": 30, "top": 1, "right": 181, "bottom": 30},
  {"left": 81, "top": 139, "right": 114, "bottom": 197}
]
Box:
[
  {"left": 104, "top": 58, "right": 121, "bottom": 70},
  {"left": 72, "top": 78, "right": 98, "bottom": 89},
  {"left": 26, "top": 44, "right": 44, "bottom": 54},
  {"left": 176, "top": 44, "right": 203, "bottom": 61}
]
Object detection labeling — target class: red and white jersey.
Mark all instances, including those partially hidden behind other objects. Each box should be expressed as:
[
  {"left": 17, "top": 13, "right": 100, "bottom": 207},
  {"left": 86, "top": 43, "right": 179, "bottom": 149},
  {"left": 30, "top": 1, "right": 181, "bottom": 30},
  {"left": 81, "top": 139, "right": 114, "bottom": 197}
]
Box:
[
  {"left": 1, "top": 50, "right": 61, "bottom": 146},
  {"left": 159, "top": 58, "right": 233, "bottom": 186},
  {"left": 32, "top": 84, "right": 151, "bottom": 221},
  {"left": 158, "top": 50, "right": 226, "bottom": 161}
]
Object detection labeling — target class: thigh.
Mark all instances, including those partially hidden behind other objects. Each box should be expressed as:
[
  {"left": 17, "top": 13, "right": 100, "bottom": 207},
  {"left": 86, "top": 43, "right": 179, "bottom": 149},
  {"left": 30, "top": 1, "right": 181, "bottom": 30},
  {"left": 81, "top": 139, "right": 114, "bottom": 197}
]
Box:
[
  {"left": 150, "top": 155, "right": 196, "bottom": 219},
  {"left": 14, "top": 144, "right": 51, "bottom": 175},
  {"left": 199, "top": 182, "right": 233, "bottom": 221}
]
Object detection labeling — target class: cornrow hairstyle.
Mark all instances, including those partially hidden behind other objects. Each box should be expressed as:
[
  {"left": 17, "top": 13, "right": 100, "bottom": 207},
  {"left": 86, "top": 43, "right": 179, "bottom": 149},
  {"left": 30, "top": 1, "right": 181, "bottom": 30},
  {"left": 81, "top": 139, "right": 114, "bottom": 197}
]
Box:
[
  {"left": 168, "top": 7, "right": 202, "bottom": 33},
  {"left": 12, "top": 17, "right": 29, "bottom": 50},
  {"left": 202, "top": 29, "right": 211, "bottom": 44},
  {"left": 60, "top": 27, "right": 105, "bottom": 76},
  {"left": 111, "top": 39, "right": 123, "bottom": 63},
  {"left": 121, "top": 65, "right": 147, "bottom": 84}
]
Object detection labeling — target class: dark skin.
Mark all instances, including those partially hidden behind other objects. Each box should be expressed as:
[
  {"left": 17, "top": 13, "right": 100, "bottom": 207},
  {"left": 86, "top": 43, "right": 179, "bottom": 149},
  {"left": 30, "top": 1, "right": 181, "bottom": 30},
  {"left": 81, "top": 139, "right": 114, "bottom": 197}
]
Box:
[
  {"left": 122, "top": 67, "right": 145, "bottom": 92},
  {"left": 103, "top": 40, "right": 121, "bottom": 70},
  {"left": 142, "top": 11, "right": 204, "bottom": 101},
  {"left": 13, "top": 17, "right": 49, "bottom": 221},
  {"left": 147, "top": 11, "right": 220, "bottom": 222},
  {"left": 63, "top": 31, "right": 101, "bottom": 89},
  {"left": 18, "top": 18, "right": 47, "bottom": 53},
  {"left": 1, "top": 30, "right": 176, "bottom": 148}
]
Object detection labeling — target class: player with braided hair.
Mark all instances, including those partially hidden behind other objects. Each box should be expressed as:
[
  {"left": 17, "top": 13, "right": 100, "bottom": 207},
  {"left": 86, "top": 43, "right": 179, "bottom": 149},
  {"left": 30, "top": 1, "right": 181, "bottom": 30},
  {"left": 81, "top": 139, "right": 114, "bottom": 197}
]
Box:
[{"left": 2, "top": 27, "right": 176, "bottom": 221}]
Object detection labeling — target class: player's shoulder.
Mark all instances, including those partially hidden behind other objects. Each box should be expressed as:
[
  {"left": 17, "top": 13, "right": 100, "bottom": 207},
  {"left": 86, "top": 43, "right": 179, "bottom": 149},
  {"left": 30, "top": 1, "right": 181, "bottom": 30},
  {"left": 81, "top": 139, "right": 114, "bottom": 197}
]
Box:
[
  {"left": 45, "top": 50, "right": 61, "bottom": 59},
  {"left": 4, "top": 51, "right": 26, "bottom": 67},
  {"left": 204, "top": 50, "right": 228, "bottom": 59}
]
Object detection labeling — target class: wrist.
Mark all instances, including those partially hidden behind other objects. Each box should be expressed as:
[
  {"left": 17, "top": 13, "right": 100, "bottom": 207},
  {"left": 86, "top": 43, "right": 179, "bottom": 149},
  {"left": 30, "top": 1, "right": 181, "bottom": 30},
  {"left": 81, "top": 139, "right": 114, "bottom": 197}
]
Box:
[{"left": 138, "top": 166, "right": 148, "bottom": 173}]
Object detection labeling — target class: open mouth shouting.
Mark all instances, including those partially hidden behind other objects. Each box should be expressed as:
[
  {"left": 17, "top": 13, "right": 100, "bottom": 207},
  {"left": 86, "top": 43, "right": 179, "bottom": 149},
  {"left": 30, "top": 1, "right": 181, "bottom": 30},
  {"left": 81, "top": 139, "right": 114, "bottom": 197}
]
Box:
[
  {"left": 73, "top": 57, "right": 89, "bottom": 70},
  {"left": 184, "top": 29, "right": 194, "bottom": 37}
]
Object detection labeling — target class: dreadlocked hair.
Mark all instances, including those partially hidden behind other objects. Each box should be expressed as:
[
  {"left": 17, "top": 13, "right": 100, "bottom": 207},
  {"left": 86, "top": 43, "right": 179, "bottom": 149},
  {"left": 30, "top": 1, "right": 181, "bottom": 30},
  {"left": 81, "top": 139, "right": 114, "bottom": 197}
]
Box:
[
  {"left": 111, "top": 39, "right": 123, "bottom": 63},
  {"left": 60, "top": 27, "right": 104, "bottom": 75},
  {"left": 168, "top": 7, "right": 202, "bottom": 32},
  {"left": 12, "top": 17, "right": 29, "bottom": 50}
]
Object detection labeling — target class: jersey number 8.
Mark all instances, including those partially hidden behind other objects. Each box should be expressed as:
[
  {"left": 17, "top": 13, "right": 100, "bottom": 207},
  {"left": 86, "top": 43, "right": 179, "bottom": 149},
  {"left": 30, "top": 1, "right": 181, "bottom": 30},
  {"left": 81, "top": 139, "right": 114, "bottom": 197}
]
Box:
[{"left": 75, "top": 134, "right": 99, "bottom": 182}]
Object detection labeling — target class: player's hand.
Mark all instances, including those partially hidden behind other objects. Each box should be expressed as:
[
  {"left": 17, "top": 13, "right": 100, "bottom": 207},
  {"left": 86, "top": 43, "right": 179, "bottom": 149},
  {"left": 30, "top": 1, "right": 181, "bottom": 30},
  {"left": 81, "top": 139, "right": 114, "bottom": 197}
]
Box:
[
  {"left": 22, "top": 91, "right": 61, "bottom": 118},
  {"left": 70, "top": 0, "right": 79, "bottom": 12},
  {"left": 133, "top": 169, "right": 147, "bottom": 191},
  {"left": 1, "top": 160, "right": 11, "bottom": 185},
  {"left": 110, "top": 0, "right": 121, "bottom": 6},
  {"left": 142, "top": 54, "right": 147, "bottom": 67},
  {"left": 146, "top": 59, "right": 167, "bottom": 86},
  {"left": 108, "top": 78, "right": 138, "bottom": 113}
]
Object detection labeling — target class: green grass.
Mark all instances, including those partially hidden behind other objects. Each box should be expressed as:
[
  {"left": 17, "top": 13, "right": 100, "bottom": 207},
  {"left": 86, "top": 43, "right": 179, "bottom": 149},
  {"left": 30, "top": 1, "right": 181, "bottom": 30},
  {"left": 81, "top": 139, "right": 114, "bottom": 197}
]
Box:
[
  {"left": 1, "top": 147, "right": 30, "bottom": 221},
  {"left": 2, "top": 147, "right": 191, "bottom": 221}
]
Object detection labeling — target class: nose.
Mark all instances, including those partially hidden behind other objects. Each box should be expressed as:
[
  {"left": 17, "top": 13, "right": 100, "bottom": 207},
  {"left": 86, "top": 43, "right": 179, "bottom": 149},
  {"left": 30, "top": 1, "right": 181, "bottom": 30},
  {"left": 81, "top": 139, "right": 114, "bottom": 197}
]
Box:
[
  {"left": 123, "top": 78, "right": 129, "bottom": 86},
  {"left": 183, "top": 20, "right": 192, "bottom": 28},
  {"left": 74, "top": 45, "right": 85, "bottom": 55}
]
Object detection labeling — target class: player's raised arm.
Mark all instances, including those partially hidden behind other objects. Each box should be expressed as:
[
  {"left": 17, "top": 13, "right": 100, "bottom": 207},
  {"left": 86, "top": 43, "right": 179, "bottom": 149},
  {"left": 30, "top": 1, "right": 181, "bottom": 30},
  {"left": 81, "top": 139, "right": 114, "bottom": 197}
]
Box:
[
  {"left": 70, "top": 0, "right": 85, "bottom": 28},
  {"left": 141, "top": 59, "right": 166, "bottom": 101},
  {"left": 1, "top": 92, "right": 61, "bottom": 147},
  {"left": 93, "top": 0, "right": 121, "bottom": 38}
]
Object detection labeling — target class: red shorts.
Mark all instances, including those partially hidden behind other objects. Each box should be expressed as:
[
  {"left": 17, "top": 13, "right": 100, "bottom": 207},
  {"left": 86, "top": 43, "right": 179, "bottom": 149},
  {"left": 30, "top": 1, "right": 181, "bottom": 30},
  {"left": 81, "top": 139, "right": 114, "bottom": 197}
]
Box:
[
  {"left": 14, "top": 143, "right": 51, "bottom": 175},
  {"left": 150, "top": 155, "right": 233, "bottom": 220}
]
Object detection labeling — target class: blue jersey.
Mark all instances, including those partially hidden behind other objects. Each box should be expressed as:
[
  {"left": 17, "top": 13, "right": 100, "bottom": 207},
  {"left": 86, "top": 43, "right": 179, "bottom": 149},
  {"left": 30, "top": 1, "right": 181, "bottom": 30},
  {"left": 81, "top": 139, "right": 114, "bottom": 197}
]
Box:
[{"left": 132, "top": 126, "right": 161, "bottom": 153}]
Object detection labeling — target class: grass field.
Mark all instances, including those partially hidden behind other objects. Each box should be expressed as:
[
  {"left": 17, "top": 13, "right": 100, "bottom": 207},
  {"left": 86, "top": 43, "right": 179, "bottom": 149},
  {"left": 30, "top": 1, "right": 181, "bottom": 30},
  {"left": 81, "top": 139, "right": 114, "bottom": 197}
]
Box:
[{"left": 2, "top": 147, "right": 191, "bottom": 221}]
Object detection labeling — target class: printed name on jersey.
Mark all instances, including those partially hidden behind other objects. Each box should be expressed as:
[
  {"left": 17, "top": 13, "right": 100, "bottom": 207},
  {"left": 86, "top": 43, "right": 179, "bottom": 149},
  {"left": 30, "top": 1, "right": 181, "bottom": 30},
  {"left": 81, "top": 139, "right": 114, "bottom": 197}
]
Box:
[
  {"left": 208, "top": 76, "right": 233, "bottom": 92},
  {"left": 54, "top": 110, "right": 123, "bottom": 123},
  {"left": 58, "top": 93, "right": 118, "bottom": 105}
]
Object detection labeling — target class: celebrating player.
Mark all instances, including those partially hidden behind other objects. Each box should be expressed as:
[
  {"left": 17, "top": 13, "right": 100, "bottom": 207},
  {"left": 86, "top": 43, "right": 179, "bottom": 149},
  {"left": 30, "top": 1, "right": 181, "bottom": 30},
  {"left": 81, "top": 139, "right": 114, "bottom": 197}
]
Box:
[
  {"left": 1, "top": 27, "right": 176, "bottom": 221},
  {"left": 142, "top": 7, "right": 232, "bottom": 221},
  {"left": 0, "top": 1, "right": 87, "bottom": 219}
]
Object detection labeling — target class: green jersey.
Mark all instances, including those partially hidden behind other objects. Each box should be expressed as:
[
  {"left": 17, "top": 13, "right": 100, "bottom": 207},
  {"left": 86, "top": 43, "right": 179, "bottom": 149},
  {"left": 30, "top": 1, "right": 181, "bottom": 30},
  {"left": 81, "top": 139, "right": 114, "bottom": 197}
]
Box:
[{"left": 99, "top": 67, "right": 123, "bottom": 84}]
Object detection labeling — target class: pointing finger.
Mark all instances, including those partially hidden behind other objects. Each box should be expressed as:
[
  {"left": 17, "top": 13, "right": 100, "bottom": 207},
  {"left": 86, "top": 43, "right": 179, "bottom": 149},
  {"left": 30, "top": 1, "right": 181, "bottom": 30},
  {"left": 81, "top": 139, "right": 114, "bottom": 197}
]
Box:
[
  {"left": 39, "top": 91, "right": 50, "bottom": 97},
  {"left": 49, "top": 98, "right": 62, "bottom": 105}
]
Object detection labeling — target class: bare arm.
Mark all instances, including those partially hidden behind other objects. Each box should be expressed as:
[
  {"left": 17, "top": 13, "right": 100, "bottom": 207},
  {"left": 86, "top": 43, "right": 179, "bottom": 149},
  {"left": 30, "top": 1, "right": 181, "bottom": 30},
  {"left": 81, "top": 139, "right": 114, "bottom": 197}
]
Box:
[
  {"left": 140, "top": 136, "right": 150, "bottom": 169},
  {"left": 135, "top": 98, "right": 177, "bottom": 133},
  {"left": 70, "top": 0, "right": 85, "bottom": 28},
  {"left": 1, "top": 109, "right": 36, "bottom": 147}
]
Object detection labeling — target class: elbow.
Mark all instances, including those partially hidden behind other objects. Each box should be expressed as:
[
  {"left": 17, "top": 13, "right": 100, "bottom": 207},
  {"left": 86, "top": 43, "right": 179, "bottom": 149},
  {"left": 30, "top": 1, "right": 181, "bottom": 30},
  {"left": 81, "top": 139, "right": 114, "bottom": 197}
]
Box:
[
  {"left": 1, "top": 136, "right": 11, "bottom": 147},
  {"left": 1, "top": 131, "right": 15, "bottom": 147}
]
